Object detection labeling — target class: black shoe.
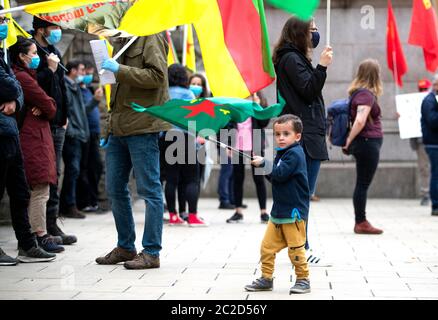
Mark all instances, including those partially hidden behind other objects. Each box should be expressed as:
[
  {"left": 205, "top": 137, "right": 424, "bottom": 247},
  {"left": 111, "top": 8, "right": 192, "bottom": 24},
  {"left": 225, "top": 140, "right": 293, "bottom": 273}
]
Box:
[
  {"left": 432, "top": 209, "right": 438, "bottom": 216},
  {"left": 219, "top": 202, "right": 236, "bottom": 210},
  {"left": 37, "top": 235, "right": 65, "bottom": 253},
  {"left": 48, "top": 221, "right": 78, "bottom": 245},
  {"left": 62, "top": 206, "right": 86, "bottom": 219},
  {"left": 0, "top": 248, "right": 18, "bottom": 266},
  {"left": 226, "top": 212, "right": 243, "bottom": 223},
  {"left": 241, "top": 204, "right": 248, "bottom": 209},
  {"left": 179, "top": 212, "right": 189, "bottom": 221},
  {"left": 17, "top": 246, "right": 56, "bottom": 263},
  {"left": 260, "top": 213, "right": 270, "bottom": 223}
]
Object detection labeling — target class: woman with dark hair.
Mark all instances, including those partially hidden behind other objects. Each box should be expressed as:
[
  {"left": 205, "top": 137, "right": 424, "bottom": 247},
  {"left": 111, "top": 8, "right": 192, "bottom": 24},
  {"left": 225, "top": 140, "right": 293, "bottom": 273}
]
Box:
[
  {"left": 343, "top": 59, "right": 384, "bottom": 234},
  {"left": 273, "top": 16, "right": 333, "bottom": 265},
  {"left": 10, "top": 36, "right": 64, "bottom": 253},
  {"left": 189, "top": 73, "right": 210, "bottom": 98},
  {"left": 163, "top": 64, "right": 207, "bottom": 227}
]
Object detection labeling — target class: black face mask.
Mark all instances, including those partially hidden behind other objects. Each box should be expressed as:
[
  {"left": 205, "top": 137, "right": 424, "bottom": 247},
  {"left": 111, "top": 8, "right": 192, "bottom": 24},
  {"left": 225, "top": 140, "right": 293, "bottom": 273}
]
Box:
[{"left": 311, "top": 31, "right": 320, "bottom": 48}]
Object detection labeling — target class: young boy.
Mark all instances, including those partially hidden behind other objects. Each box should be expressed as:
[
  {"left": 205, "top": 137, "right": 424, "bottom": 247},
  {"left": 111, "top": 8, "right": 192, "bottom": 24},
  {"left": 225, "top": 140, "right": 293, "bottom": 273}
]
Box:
[{"left": 245, "top": 114, "right": 310, "bottom": 294}]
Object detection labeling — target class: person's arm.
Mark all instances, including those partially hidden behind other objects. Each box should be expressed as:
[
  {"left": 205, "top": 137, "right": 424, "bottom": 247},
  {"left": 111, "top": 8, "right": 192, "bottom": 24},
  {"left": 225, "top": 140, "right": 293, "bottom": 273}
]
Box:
[
  {"left": 343, "top": 105, "right": 371, "bottom": 150},
  {"left": 252, "top": 152, "right": 297, "bottom": 183},
  {"left": 115, "top": 36, "right": 168, "bottom": 90},
  {"left": 0, "top": 65, "right": 20, "bottom": 103},
  {"left": 19, "top": 72, "right": 56, "bottom": 120}
]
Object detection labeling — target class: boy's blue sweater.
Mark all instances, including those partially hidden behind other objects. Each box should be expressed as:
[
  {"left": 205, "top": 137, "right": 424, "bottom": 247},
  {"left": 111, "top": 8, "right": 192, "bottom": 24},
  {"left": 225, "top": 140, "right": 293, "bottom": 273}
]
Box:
[{"left": 263, "top": 142, "right": 310, "bottom": 223}]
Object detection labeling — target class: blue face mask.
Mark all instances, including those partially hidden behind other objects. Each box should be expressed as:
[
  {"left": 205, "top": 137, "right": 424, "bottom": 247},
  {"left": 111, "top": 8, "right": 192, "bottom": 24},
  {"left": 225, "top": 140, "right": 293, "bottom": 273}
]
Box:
[
  {"left": 311, "top": 31, "right": 320, "bottom": 49},
  {"left": 46, "top": 29, "right": 62, "bottom": 45},
  {"left": 190, "top": 85, "right": 203, "bottom": 97},
  {"left": 82, "top": 74, "right": 93, "bottom": 85},
  {"left": 0, "top": 24, "right": 8, "bottom": 41},
  {"left": 28, "top": 55, "right": 40, "bottom": 69},
  {"left": 76, "top": 75, "right": 84, "bottom": 84}
]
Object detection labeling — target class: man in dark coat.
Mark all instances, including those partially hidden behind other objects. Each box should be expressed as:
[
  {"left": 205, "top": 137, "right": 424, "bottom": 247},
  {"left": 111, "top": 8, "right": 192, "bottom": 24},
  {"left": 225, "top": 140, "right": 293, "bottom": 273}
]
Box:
[{"left": 32, "top": 17, "right": 77, "bottom": 244}]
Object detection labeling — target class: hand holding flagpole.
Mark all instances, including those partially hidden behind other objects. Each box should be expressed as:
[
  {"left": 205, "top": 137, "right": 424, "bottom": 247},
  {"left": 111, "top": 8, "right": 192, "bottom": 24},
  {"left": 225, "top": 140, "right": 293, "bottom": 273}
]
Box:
[{"left": 99, "top": 36, "right": 138, "bottom": 75}]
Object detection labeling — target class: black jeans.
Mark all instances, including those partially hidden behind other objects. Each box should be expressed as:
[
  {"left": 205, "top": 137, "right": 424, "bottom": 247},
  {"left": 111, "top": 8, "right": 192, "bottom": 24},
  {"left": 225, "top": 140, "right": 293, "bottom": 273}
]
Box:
[
  {"left": 350, "top": 137, "right": 383, "bottom": 223},
  {"left": 233, "top": 153, "right": 267, "bottom": 210},
  {"left": 76, "top": 133, "right": 103, "bottom": 209},
  {"left": 60, "top": 137, "right": 83, "bottom": 211},
  {"left": 46, "top": 127, "right": 66, "bottom": 223},
  {"left": 0, "top": 136, "right": 35, "bottom": 250}
]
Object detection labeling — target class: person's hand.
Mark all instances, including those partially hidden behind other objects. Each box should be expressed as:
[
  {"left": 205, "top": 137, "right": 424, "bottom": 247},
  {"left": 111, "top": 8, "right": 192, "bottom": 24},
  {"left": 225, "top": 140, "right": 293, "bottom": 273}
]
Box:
[
  {"left": 32, "top": 107, "right": 42, "bottom": 117},
  {"left": 226, "top": 149, "right": 232, "bottom": 158},
  {"left": 196, "top": 136, "right": 206, "bottom": 145},
  {"left": 63, "top": 118, "right": 69, "bottom": 130},
  {"left": 1, "top": 101, "right": 16, "bottom": 115},
  {"left": 319, "top": 46, "right": 333, "bottom": 67},
  {"left": 94, "top": 87, "right": 104, "bottom": 101},
  {"left": 101, "top": 58, "right": 120, "bottom": 73},
  {"left": 342, "top": 138, "right": 352, "bottom": 155},
  {"left": 251, "top": 155, "right": 265, "bottom": 167},
  {"left": 396, "top": 112, "right": 401, "bottom": 119},
  {"left": 47, "top": 53, "right": 60, "bottom": 73}
]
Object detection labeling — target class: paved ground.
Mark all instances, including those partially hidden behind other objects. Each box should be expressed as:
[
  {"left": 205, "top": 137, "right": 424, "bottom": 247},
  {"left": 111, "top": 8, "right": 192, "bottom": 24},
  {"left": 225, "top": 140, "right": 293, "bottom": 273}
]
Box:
[{"left": 1, "top": 198, "right": 438, "bottom": 300}]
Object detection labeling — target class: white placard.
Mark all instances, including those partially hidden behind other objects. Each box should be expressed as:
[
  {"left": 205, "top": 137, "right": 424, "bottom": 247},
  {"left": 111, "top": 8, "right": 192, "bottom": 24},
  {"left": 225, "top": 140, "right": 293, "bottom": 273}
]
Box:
[
  {"left": 395, "top": 92, "right": 428, "bottom": 139},
  {"left": 89, "top": 39, "right": 116, "bottom": 85}
]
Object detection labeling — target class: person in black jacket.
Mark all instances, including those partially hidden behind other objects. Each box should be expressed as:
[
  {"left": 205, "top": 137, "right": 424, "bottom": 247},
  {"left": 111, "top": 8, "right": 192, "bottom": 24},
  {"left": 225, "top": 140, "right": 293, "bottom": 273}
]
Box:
[
  {"left": 421, "top": 75, "right": 438, "bottom": 216},
  {"left": 0, "top": 8, "right": 56, "bottom": 264},
  {"left": 272, "top": 16, "right": 333, "bottom": 264},
  {"left": 32, "top": 17, "right": 77, "bottom": 244}
]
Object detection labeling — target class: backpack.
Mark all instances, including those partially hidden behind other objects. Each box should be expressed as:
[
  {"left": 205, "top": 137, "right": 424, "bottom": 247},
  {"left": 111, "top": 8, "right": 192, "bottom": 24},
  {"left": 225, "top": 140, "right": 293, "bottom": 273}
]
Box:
[{"left": 326, "top": 89, "right": 370, "bottom": 147}]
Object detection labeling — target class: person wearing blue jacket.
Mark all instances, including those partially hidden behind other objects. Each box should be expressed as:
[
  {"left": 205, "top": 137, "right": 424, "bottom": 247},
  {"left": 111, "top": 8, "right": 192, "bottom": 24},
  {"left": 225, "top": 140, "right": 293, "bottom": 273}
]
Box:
[
  {"left": 421, "top": 75, "right": 438, "bottom": 216},
  {"left": 245, "top": 114, "right": 311, "bottom": 294}
]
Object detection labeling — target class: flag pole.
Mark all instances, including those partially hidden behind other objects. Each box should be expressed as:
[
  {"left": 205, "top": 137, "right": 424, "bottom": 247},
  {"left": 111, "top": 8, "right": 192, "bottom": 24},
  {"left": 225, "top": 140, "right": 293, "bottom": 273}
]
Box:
[
  {"left": 99, "top": 35, "right": 138, "bottom": 75},
  {"left": 392, "top": 50, "right": 400, "bottom": 96},
  {"left": 182, "top": 24, "right": 188, "bottom": 67},
  {"left": 326, "top": 0, "right": 331, "bottom": 46},
  {"left": 1, "top": 0, "right": 7, "bottom": 64},
  {"left": 0, "top": 4, "right": 25, "bottom": 15}
]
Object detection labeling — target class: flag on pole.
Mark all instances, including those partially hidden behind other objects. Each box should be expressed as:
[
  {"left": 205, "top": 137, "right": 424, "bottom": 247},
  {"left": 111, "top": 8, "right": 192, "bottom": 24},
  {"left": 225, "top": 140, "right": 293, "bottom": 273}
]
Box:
[
  {"left": 265, "top": 0, "right": 320, "bottom": 21},
  {"left": 408, "top": 0, "right": 438, "bottom": 73},
  {"left": 1, "top": 0, "right": 275, "bottom": 98},
  {"left": 386, "top": 0, "right": 408, "bottom": 87},
  {"left": 184, "top": 24, "right": 196, "bottom": 72},
  {"left": 1, "top": 0, "right": 31, "bottom": 48},
  {"left": 131, "top": 96, "right": 285, "bottom": 137},
  {"left": 166, "top": 30, "right": 179, "bottom": 66}
]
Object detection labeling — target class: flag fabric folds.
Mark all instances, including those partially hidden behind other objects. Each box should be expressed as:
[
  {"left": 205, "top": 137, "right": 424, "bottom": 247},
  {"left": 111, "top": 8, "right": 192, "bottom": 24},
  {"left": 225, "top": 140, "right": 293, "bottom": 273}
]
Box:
[
  {"left": 386, "top": 0, "right": 408, "bottom": 87},
  {"left": 184, "top": 24, "right": 196, "bottom": 72},
  {"left": 166, "top": 31, "right": 179, "bottom": 66},
  {"left": 408, "top": 0, "right": 438, "bottom": 73},
  {"left": 5, "top": 0, "right": 276, "bottom": 98},
  {"left": 265, "top": 0, "right": 320, "bottom": 20},
  {"left": 131, "top": 96, "right": 285, "bottom": 138}
]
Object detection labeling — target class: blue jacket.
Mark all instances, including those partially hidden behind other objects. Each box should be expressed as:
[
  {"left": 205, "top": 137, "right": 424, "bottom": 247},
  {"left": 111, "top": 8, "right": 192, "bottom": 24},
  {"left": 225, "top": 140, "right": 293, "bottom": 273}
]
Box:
[
  {"left": 421, "top": 92, "right": 438, "bottom": 146},
  {"left": 0, "top": 53, "right": 24, "bottom": 137},
  {"left": 262, "top": 142, "right": 310, "bottom": 223},
  {"left": 64, "top": 76, "right": 90, "bottom": 143},
  {"left": 80, "top": 86, "right": 100, "bottom": 135}
]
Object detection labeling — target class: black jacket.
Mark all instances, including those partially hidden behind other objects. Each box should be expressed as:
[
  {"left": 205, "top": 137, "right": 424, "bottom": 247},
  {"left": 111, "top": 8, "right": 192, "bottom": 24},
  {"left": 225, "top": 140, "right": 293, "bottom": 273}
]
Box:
[
  {"left": 34, "top": 41, "right": 68, "bottom": 128},
  {"left": 0, "top": 52, "right": 24, "bottom": 137},
  {"left": 275, "top": 43, "right": 329, "bottom": 161},
  {"left": 262, "top": 142, "right": 310, "bottom": 222},
  {"left": 421, "top": 92, "right": 438, "bottom": 146}
]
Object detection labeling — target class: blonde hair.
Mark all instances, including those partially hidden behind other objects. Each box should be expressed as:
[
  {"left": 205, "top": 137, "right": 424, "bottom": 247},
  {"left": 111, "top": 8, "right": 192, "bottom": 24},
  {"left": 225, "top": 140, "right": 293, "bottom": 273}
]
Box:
[{"left": 348, "top": 59, "right": 383, "bottom": 97}]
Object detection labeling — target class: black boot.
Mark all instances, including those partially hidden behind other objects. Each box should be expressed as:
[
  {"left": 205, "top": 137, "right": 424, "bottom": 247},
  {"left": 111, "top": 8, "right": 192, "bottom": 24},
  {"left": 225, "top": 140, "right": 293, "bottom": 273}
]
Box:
[{"left": 47, "top": 217, "right": 78, "bottom": 245}]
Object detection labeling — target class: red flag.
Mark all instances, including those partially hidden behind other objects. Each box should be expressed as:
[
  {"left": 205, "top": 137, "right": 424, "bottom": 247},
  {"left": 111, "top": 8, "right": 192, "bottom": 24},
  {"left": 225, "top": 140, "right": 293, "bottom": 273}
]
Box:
[
  {"left": 387, "top": 0, "right": 408, "bottom": 87},
  {"left": 408, "top": 0, "right": 438, "bottom": 73}
]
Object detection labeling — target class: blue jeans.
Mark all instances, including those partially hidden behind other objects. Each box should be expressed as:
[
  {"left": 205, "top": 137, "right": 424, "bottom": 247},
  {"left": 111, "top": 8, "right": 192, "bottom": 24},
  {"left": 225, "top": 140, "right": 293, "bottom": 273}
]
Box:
[
  {"left": 218, "top": 156, "right": 234, "bottom": 204},
  {"left": 426, "top": 146, "right": 438, "bottom": 210},
  {"left": 60, "top": 136, "right": 83, "bottom": 210},
  {"left": 106, "top": 133, "right": 163, "bottom": 257},
  {"left": 304, "top": 152, "right": 321, "bottom": 250}
]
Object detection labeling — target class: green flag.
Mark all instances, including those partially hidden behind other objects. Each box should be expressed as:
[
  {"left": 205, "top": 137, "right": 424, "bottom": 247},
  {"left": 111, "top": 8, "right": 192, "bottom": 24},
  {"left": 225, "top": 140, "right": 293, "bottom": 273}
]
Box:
[
  {"left": 266, "top": 0, "right": 320, "bottom": 20},
  {"left": 132, "top": 97, "right": 285, "bottom": 138}
]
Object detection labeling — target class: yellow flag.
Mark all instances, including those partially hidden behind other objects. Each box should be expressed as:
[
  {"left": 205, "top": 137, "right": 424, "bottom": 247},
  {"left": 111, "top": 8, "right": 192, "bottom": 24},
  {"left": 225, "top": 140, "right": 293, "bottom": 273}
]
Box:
[
  {"left": 2, "top": 0, "right": 31, "bottom": 48},
  {"left": 185, "top": 24, "right": 196, "bottom": 72},
  {"left": 99, "top": 36, "right": 113, "bottom": 111}
]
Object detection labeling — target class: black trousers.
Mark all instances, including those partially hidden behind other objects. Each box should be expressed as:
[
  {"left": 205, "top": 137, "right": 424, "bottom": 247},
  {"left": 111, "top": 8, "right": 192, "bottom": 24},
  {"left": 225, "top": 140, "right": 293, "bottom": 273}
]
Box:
[
  {"left": 350, "top": 137, "right": 383, "bottom": 223},
  {"left": 233, "top": 153, "right": 267, "bottom": 210},
  {"left": 77, "top": 133, "right": 103, "bottom": 209},
  {"left": 0, "top": 136, "right": 35, "bottom": 250}
]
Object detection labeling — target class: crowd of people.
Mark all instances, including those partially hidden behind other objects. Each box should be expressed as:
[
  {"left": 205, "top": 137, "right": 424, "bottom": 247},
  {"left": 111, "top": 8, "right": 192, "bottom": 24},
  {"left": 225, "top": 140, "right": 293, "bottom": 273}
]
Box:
[{"left": 1, "top": 11, "right": 437, "bottom": 295}]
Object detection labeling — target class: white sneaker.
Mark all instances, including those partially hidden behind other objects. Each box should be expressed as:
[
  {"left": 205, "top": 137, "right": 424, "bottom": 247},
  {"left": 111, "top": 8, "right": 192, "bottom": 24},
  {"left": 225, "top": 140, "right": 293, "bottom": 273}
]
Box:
[{"left": 306, "top": 251, "right": 333, "bottom": 267}]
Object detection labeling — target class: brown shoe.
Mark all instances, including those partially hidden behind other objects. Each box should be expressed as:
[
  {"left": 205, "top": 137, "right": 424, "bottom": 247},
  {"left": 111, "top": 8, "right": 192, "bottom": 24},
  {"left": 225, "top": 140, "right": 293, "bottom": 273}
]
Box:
[
  {"left": 62, "top": 206, "right": 86, "bottom": 219},
  {"left": 95, "top": 247, "right": 137, "bottom": 265},
  {"left": 354, "top": 220, "right": 383, "bottom": 235},
  {"left": 124, "top": 252, "right": 160, "bottom": 270},
  {"left": 310, "top": 195, "right": 320, "bottom": 202}
]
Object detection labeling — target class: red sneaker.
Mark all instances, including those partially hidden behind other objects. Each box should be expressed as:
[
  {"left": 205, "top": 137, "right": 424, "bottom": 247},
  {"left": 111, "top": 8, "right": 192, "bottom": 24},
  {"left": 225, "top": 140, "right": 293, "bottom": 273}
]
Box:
[
  {"left": 188, "top": 213, "right": 208, "bottom": 227},
  {"left": 169, "top": 213, "right": 186, "bottom": 226},
  {"left": 354, "top": 220, "right": 383, "bottom": 234}
]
